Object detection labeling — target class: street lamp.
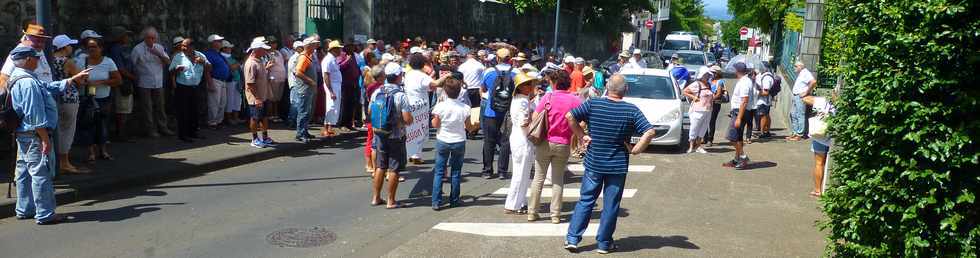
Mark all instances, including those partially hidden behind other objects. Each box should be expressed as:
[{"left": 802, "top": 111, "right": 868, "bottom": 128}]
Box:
[{"left": 553, "top": 0, "right": 560, "bottom": 54}]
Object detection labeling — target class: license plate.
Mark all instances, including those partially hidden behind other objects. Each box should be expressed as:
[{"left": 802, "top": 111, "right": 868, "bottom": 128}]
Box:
[{"left": 630, "top": 137, "right": 640, "bottom": 144}]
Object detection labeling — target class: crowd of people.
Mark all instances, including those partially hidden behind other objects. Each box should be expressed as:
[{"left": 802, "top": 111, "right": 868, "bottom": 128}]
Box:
[{"left": 5, "top": 22, "right": 830, "bottom": 254}]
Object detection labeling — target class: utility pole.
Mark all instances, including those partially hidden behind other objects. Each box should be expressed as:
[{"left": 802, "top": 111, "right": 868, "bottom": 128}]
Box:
[
  {"left": 553, "top": 0, "right": 560, "bottom": 54},
  {"left": 36, "top": 0, "right": 51, "bottom": 31}
]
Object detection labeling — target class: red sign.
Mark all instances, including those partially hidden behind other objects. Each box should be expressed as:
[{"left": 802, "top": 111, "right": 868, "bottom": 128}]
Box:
[
  {"left": 645, "top": 20, "right": 654, "bottom": 29},
  {"left": 739, "top": 27, "right": 749, "bottom": 36}
]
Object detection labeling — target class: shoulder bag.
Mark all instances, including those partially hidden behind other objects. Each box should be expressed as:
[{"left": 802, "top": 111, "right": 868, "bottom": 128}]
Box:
[{"left": 525, "top": 93, "right": 551, "bottom": 145}]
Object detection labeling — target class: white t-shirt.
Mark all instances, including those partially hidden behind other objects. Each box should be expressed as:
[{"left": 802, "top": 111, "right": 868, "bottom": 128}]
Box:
[
  {"left": 756, "top": 73, "right": 774, "bottom": 106},
  {"left": 731, "top": 75, "right": 753, "bottom": 111},
  {"left": 2, "top": 43, "right": 53, "bottom": 82},
  {"left": 76, "top": 56, "right": 118, "bottom": 98},
  {"left": 792, "top": 68, "right": 814, "bottom": 95},
  {"left": 320, "top": 53, "right": 342, "bottom": 89},
  {"left": 403, "top": 69, "right": 433, "bottom": 100},
  {"left": 431, "top": 99, "right": 470, "bottom": 143},
  {"left": 457, "top": 58, "right": 485, "bottom": 90},
  {"left": 131, "top": 42, "right": 169, "bottom": 89}
]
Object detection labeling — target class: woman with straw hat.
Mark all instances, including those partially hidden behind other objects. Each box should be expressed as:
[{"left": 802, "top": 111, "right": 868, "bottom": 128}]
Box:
[{"left": 503, "top": 72, "right": 540, "bottom": 214}]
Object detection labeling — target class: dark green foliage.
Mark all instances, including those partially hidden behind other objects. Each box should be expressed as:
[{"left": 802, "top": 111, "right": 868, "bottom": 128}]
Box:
[{"left": 819, "top": 0, "right": 980, "bottom": 257}]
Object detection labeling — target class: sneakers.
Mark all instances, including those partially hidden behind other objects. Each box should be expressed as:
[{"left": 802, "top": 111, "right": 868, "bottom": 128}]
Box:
[
  {"left": 596, "top": 244, "right": 619, "bottom": 254},
  {"left": 262, "top": 137, "right": 277, "bottom": 146},
  {"left": 250, "top": 139, "right": 267, "bottom": 148},
  {"left": 734, "top": 159, "right": 749, "bottom": 170},
  {"left": 686, "top": 147, "right": 694, "bottom": 154},
  {"left": 696, "top": 147, "right": 708, "bottom": 154},
  {"left": 563, "top": 242, "right": 578, "bottom": 253}
]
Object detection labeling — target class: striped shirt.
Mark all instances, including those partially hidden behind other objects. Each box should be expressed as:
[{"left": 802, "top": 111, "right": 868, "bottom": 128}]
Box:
[{"left": 571, "top": 98, "right": 654, "bottom": 174}]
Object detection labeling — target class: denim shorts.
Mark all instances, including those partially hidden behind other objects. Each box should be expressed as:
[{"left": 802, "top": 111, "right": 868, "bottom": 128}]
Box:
[
  {"left": 246, "top": 102, "right": 268, "bottom": 120},
  {"left": 756, "top": 104, "right": 770, "bottom": 116},
  {"left": 811, "top": 140, "right": 830, "bottom": 154},
  {"left": 726, "top": 109, "right": 752, "bottom": 142}
]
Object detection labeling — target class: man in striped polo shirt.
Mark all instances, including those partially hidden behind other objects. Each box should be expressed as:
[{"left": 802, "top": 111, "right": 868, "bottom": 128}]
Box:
[{"left": 563, "top": 74, "right": 657, "bottom": 254}]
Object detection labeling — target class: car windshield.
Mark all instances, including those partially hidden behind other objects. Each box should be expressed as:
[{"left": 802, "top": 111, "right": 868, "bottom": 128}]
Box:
[
  {"left": 624, "top": 75, "right": 676, "bottom": 100},
  {"left": 678, "top": 53, "right": 705, "bottom": 65},
  {"left": 663, "top": 40, "right": 691, "bottom": 50}
]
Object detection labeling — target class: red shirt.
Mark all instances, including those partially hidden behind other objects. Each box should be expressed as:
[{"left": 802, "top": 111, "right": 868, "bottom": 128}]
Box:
[{"left": 570, "top": 70, "right": 585, "bottom": 93}]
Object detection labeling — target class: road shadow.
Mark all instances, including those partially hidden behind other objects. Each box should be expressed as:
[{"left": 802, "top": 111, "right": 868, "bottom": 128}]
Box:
[
  {"left": 578, "top": 235, "right": 700, "bottom": 252},
  {"left": 65, "top": 202, "right": 185, "bottom": 223},
  {"left": 741, "top": 161, "right": 778, "bottom": 170},
  {"left": 76, "top": 190, "right": 168, "bottom": 207},
  {"left": 147, "top": 175, "right": 372, "bottom": 189},
  {"left": 705, "top": 147, "right": 734, "bottom": 153}
]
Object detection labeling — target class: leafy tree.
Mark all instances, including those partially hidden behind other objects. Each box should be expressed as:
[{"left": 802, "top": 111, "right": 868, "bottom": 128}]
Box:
[
  {"left": 719, "top": 20, "right": 742, "bottom": 48},
  {"left": 727, "top": 0, "right": 794, "bottom": 34},
  {"left": 663, "top": 0, "right": 706, "bottom": 34},
  {"left": 499, "top": 0, "right": 655, "bottom": 34},
  {"left": 819, "top": 0, "right": 980, "bottom": 256}
]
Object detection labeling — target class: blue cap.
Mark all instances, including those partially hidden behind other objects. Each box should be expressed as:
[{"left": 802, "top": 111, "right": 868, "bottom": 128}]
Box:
[
  {"left": 9, "top": 46, "right": 41, "bottom": 60},
  {"left": 734, "top": 62, "right": 748, "bottom": 73}
]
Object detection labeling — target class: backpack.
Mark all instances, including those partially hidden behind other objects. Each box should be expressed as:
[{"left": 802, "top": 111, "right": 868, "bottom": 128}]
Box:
[
  {"left": 489, "top": 66, "right": 514, "bottom": 114},
  {"left": 0, "top": 75, "right": 34, "bottom": 132},
  {"left": 765, "top": 73, "right": 782, "bottom": 97},
  {"left": 369, "top": 85, "right": 404, "bottom": 136}
]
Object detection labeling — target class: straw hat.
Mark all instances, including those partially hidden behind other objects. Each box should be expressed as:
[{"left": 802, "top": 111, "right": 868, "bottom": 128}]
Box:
[
  {"left": 327, "top": 40, "right": 344, "bottom": 50},
  {"left": 23, "top": 23, "right": 52, "bottom": 38},
  {"left": 513, "top": 52, "right": 527, "bottom": 61},
  {"left": 582, "top": 66, "right": 595, "bottom": 77},
  {"left": 513, "top": 72, "right": 540, "bottom": 90}
]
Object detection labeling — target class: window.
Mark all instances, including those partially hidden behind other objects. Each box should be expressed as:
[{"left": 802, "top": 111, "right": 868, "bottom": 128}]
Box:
[
  {"left": 678, "top": 53, "right": 705, "bottom": 65},
  {"left": 663, "top": 40, "right": 691, "bottom": 50},
  {"left": 624, "top": 75, "right": 676, "bottom": 99}
]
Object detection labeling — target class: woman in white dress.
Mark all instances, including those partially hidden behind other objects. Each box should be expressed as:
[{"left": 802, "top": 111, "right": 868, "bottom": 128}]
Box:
[{"left": 503, "top": 73, "right": 539, "bottom": 214}]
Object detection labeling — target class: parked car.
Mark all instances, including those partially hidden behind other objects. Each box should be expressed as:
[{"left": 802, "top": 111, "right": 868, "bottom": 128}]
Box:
[
  {"left": 620, "top": 68, "right": 687, "bottom": 150},
  {"left": 673, "top": 50, "right": 710, "bottom": 76}
]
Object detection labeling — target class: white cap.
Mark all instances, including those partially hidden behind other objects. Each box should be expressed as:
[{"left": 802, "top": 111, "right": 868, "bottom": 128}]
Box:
[
  {"left": 221, "top": 40, "right": 234, "bottom": 49},
  {"left": 207, "top": 34, "right": 225, "bottom": 42},
  {"left": 563, "top": 55, "right": 576, "bottom": 63},
  {"left": 80, "top": 29, "right": 102, "bottom": 39},
  {"left": 574, "top": 57, "right": 585, "bottom": 64},
  {"left": 52, "top": 34, "right": 78, "bottom": 50},
  {"left": 172, "top": 36, "right": 186, "bottom": 45},
  {"left": 292, "top": 40, "right": 305, "bottom": 49},
  {"left": 633, "top": 49, "right": 642, "bottom": 55},
  {"left": 246, "top": 37, "right": 272, "bottom": 53},
  {"left": 696, "top": 66, "right": 712, "bottom": 80},
  {"left": 384, "top": 62, "right": 403, "bottom": 76},
  {"left": 447, "top": 38, "right": 454, "bottom": 43},
  {"left": 410, "top": 46, "right": 422, "bottom": 54},
  {"left": 302, "top": 36, "right": 319, "bottom": 46},
  {"left": 381, "top": 53, "right": 395, "bottom": 62}
]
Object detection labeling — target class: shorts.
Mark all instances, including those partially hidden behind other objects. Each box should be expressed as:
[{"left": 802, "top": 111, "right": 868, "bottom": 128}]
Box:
[
  {"left": 269, "top": 81, "right": 285, "bottom": 102},
  {"left": 726, "top": 109, "right": 752, "bottom": 142},
  {"left": 756, "top": 104, "right": 770, "bottom": 116},
  {"left": 247, "top": 102, "right": 269, "bottom": 120},
  {"left": 373, "top": 135, "right": 406, "bottom": 171},
  {"left": 113, "top": 88, "right": 133, "bottom": 114},
  {"left": 811, "top": 140, "right": 830, "bottom": 154}
]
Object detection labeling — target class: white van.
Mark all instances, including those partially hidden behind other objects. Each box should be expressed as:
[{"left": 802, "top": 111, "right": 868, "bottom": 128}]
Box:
[{"left": 660, "top": 34, "right": 703, "bottom": 60}]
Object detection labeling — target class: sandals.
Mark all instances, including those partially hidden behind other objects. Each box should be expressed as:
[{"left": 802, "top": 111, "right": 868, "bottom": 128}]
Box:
[
  {"left": 371, "top": 199, "right": 385, "bottom": 206},
  {"left": 100, "top": 153, "right": 114, "bottom": 161},
  {"left": 809, "top": 191, "right": 822, "bottom": 197},
  {"left": 386, "top": 202, "right": 402, "bottom": 209},
  {"left": 504, "top": 209, "right": 527, "bottom": 215}
]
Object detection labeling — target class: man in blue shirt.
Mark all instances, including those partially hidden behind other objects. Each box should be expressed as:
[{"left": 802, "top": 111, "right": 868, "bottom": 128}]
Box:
[
  {"left": 204, "top": 34, "right": 232, "bottom": 128},
  {"left": 479, "top": 48, "right": 516, "bottom": 179},
  {"left": 8, "top": 46, "right": 90, "bottom": 225},
  {"left": 563, "top": 74, "right": 656, "bottom": 254}
]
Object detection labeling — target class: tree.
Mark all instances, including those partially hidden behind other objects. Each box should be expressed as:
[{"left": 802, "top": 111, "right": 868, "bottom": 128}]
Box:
[
  {"left": 727, "top": 0, "right": 794, "bottom": 34},
  {"left": 499, "top": 0, "right": 656, "bottom": 34},
  {"left": 719, "top": 20, "right": 742, "bottom": 48},
  {"left": 820, "top": 0, "right": 980, "bottom": 256},
  {"left": 663, "top": 0, "right": 706, "bottom": 34}
]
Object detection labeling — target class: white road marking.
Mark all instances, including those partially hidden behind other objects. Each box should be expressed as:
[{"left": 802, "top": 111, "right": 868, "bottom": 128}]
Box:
[
  {"left": 433, "top": 222, "right": 598, "bottom": 236},
  {"left": 492, "top": 188, "right": 637, "bottom": 198},
  {"left": 565, "top": 164, "right": 656, "bottom": 173}
]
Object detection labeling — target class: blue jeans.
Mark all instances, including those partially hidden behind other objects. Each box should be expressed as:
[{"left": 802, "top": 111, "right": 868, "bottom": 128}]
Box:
[
  {"left": 432, "top": 140, "right": 465, "bottom": 206},
  {"left": 14, "top": 133, "right": 57, "bottom": 223},
  {"left": 290, "top": 87, "right": 315, "bottom": 137},
  {"left": 791, "top": 95, "right": 806, "bottom": 136},
  {"left": 566, "top": 171, "right": 627, "bottom": 250}
]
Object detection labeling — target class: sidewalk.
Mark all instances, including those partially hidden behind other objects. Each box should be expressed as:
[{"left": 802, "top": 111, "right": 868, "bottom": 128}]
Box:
[{"left": 1, "top": 124, "right": 365, "bottom": 218}]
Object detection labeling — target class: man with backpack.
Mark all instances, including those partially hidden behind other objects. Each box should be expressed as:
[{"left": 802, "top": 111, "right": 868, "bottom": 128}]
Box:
[
  {"left": 479, "top": 48, "right": 517, "bottom": 180},
  {"left": 5, "top": 46, "right": 91, "bottom": 225},
  {"left": 755, "top": 62, "right": 778, "bottom": 138},
  {"left": 368, "top": 62, "right": 412, "bottom": 209}
]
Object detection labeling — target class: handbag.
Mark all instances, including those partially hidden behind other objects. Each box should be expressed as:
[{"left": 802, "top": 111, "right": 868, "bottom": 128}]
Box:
[
  {"left": 525, "top": 94, "right": 551, "bottom": 145},
  {"left": 809, "top": 101, "right": 830, "bottom": 139}
]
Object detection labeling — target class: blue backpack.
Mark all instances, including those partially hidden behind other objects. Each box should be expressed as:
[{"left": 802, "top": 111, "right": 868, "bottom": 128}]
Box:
[{"left": 369, "top": 86, "right": 403, "bottom": 136}]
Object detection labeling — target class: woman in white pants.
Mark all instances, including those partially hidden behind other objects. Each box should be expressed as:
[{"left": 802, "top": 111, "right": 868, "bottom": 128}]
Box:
[
  {"left": 683, "top": 67, "right": 717, "bottom": 154},
  {"left": 503, "top": 73, "right": 538, "bottom": 214}
]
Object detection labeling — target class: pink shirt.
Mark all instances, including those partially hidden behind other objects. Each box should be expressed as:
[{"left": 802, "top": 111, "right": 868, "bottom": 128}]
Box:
[
  {"left": 685, "top": 81, "right": 714, "bottom": 112},
  {"left": 535, "top": 90, "right": 583, "bottom": 145}
]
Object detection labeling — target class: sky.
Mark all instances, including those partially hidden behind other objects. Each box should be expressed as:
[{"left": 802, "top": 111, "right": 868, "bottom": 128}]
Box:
[{"left": 702, "top": 0, "right": 732, "bottom": 21}]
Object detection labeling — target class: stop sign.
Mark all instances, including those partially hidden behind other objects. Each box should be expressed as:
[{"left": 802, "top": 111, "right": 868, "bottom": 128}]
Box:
[
  {"left": 739, "top": 27, "right": 749, "bottom": 36},
  {"left": 645, "top": 20, "right": 654, "bottom": 29}
]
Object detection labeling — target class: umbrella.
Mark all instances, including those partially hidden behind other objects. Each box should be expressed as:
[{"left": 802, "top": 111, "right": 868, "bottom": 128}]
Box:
[{"left": 723, "top": 54, "right": 765, "bottom": 73}]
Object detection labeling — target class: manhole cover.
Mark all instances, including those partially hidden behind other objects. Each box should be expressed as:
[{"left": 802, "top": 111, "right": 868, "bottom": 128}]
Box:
[{"left": 266, "top": 227, "right": 336, "bottom": 248}]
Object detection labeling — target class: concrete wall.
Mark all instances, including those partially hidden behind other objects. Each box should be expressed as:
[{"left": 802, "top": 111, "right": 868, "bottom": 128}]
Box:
[
  {"left": 800, "top": 0, "right": 824, "bottom": 78},
  {"left": 1, "top": 0, "right": 295, "bottom": 57}
]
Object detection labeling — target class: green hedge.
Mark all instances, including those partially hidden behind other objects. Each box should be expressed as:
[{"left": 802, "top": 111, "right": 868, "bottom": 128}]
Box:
[{"left": 819, "top": 0, "right": 979, "bottom": 257}]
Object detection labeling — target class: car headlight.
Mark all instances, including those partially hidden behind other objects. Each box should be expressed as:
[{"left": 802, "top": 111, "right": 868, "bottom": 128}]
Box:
[{"left": 654, "top": 109, "right": 681, "bottom": 123}]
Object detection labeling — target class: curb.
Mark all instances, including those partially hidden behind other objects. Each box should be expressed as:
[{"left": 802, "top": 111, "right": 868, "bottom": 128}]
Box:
[{"left": 0, "top": 131, "right": 364, "bottom": 219}]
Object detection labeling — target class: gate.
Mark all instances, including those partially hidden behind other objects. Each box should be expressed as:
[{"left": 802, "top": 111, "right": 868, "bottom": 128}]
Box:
[{"left": 307, "top": 0, "right": 343, "bottom": 40}]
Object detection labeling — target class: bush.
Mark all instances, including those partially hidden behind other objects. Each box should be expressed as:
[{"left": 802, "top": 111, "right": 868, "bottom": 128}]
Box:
[{"left": 819, "top": 0, "right": 979, "bottom": 257}]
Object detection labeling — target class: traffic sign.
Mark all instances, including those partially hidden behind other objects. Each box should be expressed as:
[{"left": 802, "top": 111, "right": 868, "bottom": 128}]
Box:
[
  {"left": 739, "top": 27, "right": 750, "bottom": 40},
  {"left": 645, "top": 20, "right": 654, "bottom": 29}
]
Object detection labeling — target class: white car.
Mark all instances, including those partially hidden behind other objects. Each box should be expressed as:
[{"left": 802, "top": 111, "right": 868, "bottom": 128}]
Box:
[{"left": 620, "top": 69, "right": 686, "bottom": 150}]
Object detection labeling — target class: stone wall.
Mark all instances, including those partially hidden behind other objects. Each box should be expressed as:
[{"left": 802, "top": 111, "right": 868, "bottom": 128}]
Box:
[{"left": 1, "top": 0, "right": 295, "bottom": 57}]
